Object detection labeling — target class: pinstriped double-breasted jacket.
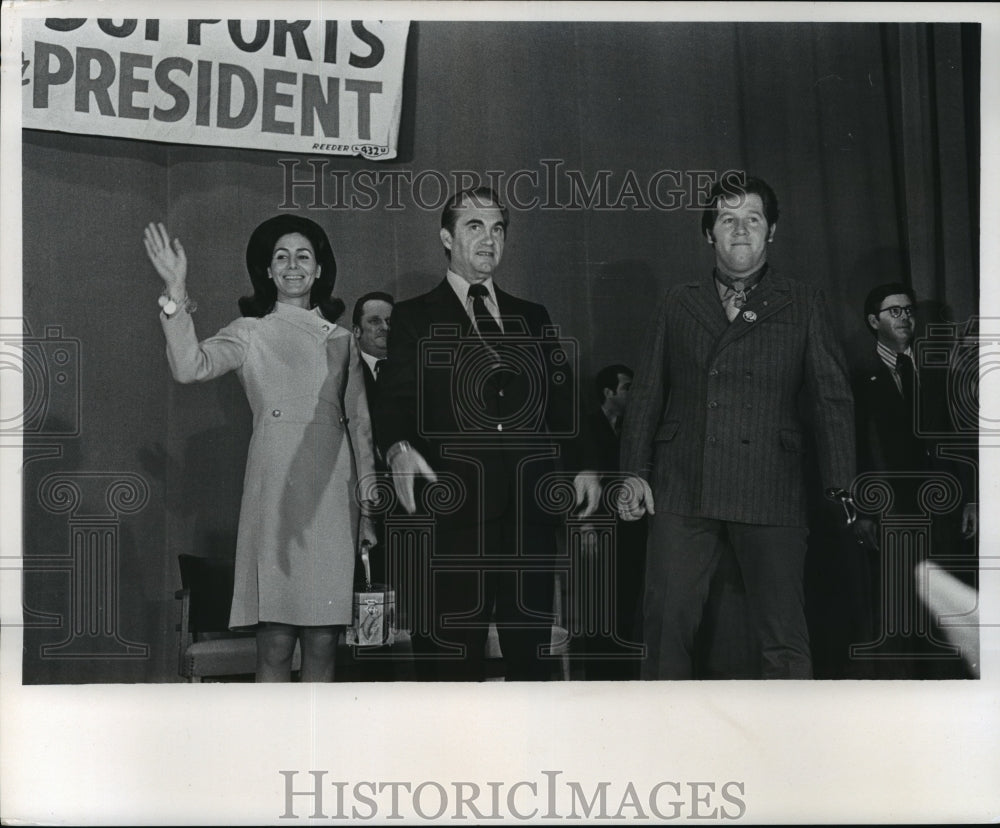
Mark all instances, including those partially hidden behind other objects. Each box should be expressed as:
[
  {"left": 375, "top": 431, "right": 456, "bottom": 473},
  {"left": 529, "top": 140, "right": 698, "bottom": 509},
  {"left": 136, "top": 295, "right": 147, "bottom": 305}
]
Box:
[{"left": 620, "top": 269, "right": 855, "bottom": 528}]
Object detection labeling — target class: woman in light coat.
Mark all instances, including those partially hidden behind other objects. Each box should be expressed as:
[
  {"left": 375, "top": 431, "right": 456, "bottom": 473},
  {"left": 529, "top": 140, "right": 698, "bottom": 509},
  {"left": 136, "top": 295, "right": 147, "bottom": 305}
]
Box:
[{"left": 144, "top": 215, "right": 376, "bottom": 682}]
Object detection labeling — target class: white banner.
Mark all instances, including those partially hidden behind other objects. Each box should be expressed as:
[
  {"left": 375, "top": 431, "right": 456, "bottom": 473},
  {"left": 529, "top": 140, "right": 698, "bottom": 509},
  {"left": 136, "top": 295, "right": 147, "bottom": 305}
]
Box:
[{"left": 21, "top": 17, "right": 410, "bottom": 159}]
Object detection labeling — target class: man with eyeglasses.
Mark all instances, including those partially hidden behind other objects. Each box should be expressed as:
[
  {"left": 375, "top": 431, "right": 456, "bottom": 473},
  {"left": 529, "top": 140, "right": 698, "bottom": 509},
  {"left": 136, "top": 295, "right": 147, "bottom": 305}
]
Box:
[{"left": 853, "top": 282, "right": 977, "bottom": 678}]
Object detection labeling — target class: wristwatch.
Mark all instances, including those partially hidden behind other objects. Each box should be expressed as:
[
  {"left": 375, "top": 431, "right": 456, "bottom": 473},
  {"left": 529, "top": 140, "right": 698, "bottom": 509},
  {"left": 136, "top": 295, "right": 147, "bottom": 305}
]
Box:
[{"left": 159, "top": 292, "right": 196, "bottom": 318}]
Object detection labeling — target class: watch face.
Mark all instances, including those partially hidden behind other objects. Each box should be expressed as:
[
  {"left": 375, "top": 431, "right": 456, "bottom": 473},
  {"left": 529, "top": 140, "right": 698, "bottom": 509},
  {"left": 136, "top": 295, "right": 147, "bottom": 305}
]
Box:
[{"left": 163, "top": 300, "right": 177, "bottom": 315}]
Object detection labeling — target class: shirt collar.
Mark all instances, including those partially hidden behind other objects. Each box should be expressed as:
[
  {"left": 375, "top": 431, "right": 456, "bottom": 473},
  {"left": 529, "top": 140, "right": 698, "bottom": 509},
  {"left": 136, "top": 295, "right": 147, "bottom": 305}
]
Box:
[
  {"left": 713, "top": 262, "right": 768, "bottom": 294},
  {"left": 360, "top": 350, "right": 382, "bottom": 374},
  {"left": 876, "top": 339, "right": 914, "bottom": 372},
  {"left": 447, "top": 270, "right": 497, "bottom": 307},
  {"left": 602, "top": 407, "right": 619, "bottom": 433}
]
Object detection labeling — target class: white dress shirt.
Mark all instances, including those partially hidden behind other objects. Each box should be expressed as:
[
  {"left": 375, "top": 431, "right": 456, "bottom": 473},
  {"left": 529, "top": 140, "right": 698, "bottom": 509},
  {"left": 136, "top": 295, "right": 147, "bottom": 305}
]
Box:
[{"left": 446, "top": 270, "right": 503, "bottom": 333}]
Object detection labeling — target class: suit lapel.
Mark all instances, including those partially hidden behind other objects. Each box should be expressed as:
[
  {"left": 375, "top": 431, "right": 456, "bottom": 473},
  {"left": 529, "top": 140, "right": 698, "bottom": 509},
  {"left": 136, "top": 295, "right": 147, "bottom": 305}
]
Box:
[
  {"left": 488, "top": 286, "right": 523, "bottom": 391},
  {"left": 680, "top": 277, "right": 729, "bottom": 338},
  {"left": 362, "top": 361, "right": 378, "bottom": 399},
  {"left": 493, "top": 285, "right": 529, "bottom": 336},
  {"left": 424, "top": 278, "right": 475, "bottom": 335},
  {"left": 715, "top": 272, "right": 793, "bottom": 350}
]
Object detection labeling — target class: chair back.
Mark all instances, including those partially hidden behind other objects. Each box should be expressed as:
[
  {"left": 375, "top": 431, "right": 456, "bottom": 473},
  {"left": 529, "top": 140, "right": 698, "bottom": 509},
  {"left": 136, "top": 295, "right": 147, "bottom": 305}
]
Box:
[{"left": 178, "top": 554, "right": 239, "bottom": 635}]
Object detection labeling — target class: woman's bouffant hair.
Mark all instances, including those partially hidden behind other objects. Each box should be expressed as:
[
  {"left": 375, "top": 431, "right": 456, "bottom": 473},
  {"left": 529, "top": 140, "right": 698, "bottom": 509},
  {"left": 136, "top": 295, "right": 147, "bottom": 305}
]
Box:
[{"left": 240, "top": 214, "right": 344, "bottom": 322}]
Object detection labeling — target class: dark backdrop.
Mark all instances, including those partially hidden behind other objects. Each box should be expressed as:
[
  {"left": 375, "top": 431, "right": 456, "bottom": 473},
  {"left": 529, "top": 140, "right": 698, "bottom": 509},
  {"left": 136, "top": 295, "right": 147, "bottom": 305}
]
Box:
[{"left": 20, "top": 21, "right": 978, "bottom": 682}]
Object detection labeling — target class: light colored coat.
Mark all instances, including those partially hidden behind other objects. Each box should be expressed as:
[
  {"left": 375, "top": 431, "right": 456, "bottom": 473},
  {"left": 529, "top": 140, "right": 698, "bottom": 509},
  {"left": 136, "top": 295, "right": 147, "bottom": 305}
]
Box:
[{"left": 162, "top": 302, "right": 374, "bottom": 627}]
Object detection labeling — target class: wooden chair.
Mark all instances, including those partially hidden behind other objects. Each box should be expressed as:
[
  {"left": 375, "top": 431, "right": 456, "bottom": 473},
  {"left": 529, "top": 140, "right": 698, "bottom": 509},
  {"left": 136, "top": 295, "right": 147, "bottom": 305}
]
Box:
[{"left": 175, "top": 554, "right": 300, "bottom": 681}]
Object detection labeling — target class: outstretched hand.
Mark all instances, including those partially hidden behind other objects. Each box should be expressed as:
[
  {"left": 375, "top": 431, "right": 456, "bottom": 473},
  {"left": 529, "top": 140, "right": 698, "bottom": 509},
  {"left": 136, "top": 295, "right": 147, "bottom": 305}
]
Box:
[
  {"left": 388, "top": 445, "right": 438, "bottom": 514},
  {"left": 617, "top": 475, "right": 655, "bottom": 521},
  {"left": 143, "top": 222, "right": 188, "bottom": 296},
  {"left": 573, "top": 471, "right": 601, "bottom": 518},
  {"left": 961, "top": 502, "right": 978, "bottom": 539}
]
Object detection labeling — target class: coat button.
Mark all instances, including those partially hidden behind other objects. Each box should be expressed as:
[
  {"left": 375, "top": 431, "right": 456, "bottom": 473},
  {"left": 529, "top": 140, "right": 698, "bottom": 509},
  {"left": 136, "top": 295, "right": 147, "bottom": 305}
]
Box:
[
  {"left": 499, "top": 389, "right": 505, "bottom": 397},
  {"left": 708, "top": 401, "right": 718, "bottom": 409},
  {"left": 340, "top": 416, "right": 349, "bottom": 425},
  {"left": 272, "top": 409, "right": 281, "bottom": 417},
  {"left": 707, "top": 436, "right": 717, "bottom": 444},
  {"left": 708, "top": 368, "right": 719, "bottom": 377},
  {"left": 322, "top": 324, "right": 330, "bottom": 331}
]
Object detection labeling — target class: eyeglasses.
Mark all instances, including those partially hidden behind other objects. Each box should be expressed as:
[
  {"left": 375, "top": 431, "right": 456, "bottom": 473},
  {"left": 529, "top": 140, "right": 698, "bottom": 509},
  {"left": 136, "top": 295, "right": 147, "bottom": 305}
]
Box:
[{"left": 877, "top": 305, "right": 914, "bottom": 319}]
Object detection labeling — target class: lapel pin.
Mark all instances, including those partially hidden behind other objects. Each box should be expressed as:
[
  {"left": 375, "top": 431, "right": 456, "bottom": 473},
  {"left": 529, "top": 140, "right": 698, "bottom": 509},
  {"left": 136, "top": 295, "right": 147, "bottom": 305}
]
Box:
[{"left": 742, "top": 310, "right": 757, "bottom": 323}]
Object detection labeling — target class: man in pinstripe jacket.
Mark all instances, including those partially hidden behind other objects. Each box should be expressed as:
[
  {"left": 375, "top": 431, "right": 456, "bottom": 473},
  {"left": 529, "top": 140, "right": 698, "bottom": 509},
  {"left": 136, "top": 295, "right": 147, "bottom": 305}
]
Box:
[{"left": 618, "top": 175, "right": 856, "bottom": 679}]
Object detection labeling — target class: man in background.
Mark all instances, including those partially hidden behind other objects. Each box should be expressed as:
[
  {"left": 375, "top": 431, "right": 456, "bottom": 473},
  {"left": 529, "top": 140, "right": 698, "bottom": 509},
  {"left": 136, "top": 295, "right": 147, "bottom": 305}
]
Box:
[
  {"left": 348, "top": 291, "right": 397, "bottom": 678},
  {"left": 852, "top": 282, "right": 976, "bottom": 678},
  {"left": 577, "top": 364, "right": 646, "bottom": 679},
  {"left": 352, "top": 291, "right": 395, "bottom": 431}
]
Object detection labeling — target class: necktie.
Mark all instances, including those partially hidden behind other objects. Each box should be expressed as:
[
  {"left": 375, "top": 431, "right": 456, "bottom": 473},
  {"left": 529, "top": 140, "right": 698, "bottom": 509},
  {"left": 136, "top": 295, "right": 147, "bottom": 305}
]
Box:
[
  {"left": 720, "top": 282, "right": 748, "bottom": 322},
  {"left": 374, "top": 359, "right": 386, "bottom": 380},
  {"left": 715, "top": 266, "right": 765, "bottom": 323},
  {"left": 896, "top": 352, "right": 915, "bottom": 405},
  {"left": 468, "top": 283, "right": 502, "bottom": 338}
]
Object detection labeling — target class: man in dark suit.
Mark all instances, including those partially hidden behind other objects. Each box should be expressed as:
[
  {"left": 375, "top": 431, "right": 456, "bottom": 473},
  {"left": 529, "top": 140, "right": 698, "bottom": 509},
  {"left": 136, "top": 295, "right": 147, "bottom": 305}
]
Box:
[
  {"left": 592, "top": 365, "right": 632, "bottom": 456},
  {"left": 352, "top": 292, "right": 394, "bottom": 475},
  {"left": 619, "top": 175, "right": 856, "bottom": 680},
  {"left": 352, "top": 291, "right": 394, "bottom": 414},
  {"left": 852, "top": 282, "right": 977, "bottom": 678},
  {"left": 349, "top": 292, "right": 397, "bottom": 666},
  {"left": 376, "top": 186, "right": 599, "bottom": 681},
  {"left": 577, "top": 365, "right": 647, "bottom": 679}
]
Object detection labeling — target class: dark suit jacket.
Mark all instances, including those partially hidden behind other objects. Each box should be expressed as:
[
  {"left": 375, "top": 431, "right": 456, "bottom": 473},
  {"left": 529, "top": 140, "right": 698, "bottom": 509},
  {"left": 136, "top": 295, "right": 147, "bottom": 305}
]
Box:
[
  {"left": 586, "top": 407, "right": 620, "bottom": 476},
  {"left": 620, "top": 269, "right": 855, "bottom": 527},
  {"left": 853, "top": 349, "right": 971, "bottom": 510},
  {"left": 360, "top": 359, "right": 385, "bottom": 469},
  {"left": 361, "top": 360, "right": 379, "bottom": 408},
  {"left": 377, "top": 278, "right": 585, "bottom": 528}
]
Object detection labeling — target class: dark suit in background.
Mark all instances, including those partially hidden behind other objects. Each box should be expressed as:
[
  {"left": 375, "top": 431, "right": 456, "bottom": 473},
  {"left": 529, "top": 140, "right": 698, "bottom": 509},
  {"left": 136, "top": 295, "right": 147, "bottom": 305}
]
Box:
[
  {"left": 852, "top": 286, "right": 976, "bottom": 678},
  {"left": 576, "top": 379, "right": 647, "bottom": 680},
  {"left": 347, "top": 293, "right": 399, "bottom": 679},
  {"left": 352, "top": 292, "right": 394, "bottom": 587}
]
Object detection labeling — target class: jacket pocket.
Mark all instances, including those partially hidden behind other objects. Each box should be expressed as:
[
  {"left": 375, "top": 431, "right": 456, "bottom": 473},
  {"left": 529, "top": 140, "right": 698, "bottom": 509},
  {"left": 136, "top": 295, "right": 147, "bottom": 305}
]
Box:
[
  {"left": 779, "top": 428, "right": 804, "bottom": 452},
  {"left": 654, "top": 420, "right": 680, "bottom": 442}
]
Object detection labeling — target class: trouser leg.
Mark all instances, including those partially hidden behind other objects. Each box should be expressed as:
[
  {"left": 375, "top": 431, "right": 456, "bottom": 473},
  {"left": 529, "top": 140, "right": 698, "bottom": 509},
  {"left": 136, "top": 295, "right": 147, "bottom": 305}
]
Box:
[
  {"left": 493, "top": 521, "right": 556, "bottom": 681},
  {"left": 642, "top": 513, "right": 724, "bottom": 679},
  {"left": 728, "top": 524, "right": 812, "bottom": 679}
]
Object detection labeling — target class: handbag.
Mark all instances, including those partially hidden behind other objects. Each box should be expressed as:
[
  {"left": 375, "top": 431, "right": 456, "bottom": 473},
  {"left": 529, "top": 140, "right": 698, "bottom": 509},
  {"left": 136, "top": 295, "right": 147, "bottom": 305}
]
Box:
[{"left": 346, "top": 541, "right": 396, "bottom": 647}]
